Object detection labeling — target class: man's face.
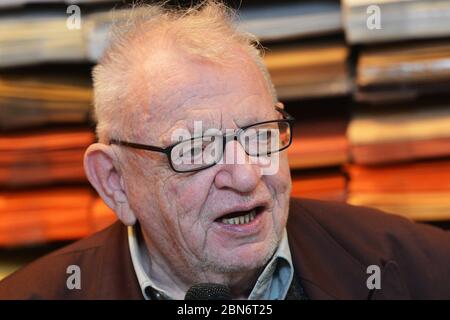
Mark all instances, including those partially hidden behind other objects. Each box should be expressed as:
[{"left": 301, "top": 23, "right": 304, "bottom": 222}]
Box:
[{"left": 121, "top": 48, "right": 291, "bottom": 282}]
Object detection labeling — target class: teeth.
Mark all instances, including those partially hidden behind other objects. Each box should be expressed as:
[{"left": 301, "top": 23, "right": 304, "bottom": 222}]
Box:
[{"left": 221, "top": 209, "right": 257, "bottom": 225}]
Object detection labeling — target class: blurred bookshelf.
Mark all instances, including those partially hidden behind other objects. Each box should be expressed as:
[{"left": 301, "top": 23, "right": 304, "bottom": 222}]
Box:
[{"left": 2, "top": 0, "right": 450, "bottom": 279}]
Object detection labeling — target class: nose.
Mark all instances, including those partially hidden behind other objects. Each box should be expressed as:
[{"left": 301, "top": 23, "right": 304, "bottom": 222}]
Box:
[{"left": 214, "top": 140, "right": 262, "bottom": 193}]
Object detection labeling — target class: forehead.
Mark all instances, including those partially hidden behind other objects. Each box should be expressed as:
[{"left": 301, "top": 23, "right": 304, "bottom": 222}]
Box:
[{"left": 129, "top": 48, "right": 274, "bottom": 143}]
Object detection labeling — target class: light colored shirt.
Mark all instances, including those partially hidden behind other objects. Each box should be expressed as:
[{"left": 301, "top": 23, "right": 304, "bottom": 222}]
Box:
[{"left": 128, "top": 225, "right": 294, "bottom": 300}]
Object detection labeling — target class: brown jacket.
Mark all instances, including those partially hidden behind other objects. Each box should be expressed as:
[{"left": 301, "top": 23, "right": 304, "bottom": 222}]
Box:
[{"left": 1, "top": 197, "right": 450, "bottom": 299}]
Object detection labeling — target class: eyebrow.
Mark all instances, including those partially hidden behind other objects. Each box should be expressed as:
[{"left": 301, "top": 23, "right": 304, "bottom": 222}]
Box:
[
  {"left": 160, "top": 119, "right": 221, "bottom": 146},
  {"left": 234, "top": 109, "right": 278, "bottom": 128},
  {"left": 159, "top": 107, "right": 278, "bottom": 146}
]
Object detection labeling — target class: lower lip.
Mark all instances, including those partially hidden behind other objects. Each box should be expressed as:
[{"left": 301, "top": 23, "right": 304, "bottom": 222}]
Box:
[{"left": 213, "top": 209, "right": 265, "bottom": 235}]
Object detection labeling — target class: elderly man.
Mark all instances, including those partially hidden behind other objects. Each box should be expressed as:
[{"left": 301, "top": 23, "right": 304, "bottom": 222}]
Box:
[{"left": 1, "top": 2, "right": 450, "bottom": 300}]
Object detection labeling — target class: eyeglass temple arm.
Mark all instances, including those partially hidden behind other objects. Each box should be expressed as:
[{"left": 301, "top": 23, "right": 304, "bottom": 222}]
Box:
[
  {"left": 109, "top": 139, "right": 167, "bottom": 153},
  {"left": 275, "top": 106, "right": 295, "bottom": 121}
]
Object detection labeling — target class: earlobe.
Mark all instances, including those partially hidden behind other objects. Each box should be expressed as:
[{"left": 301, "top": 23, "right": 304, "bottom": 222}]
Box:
[
  {"left": 116, "top": 201, "right": 137, "bottom": 226},
  {"left": 113, "top": 190, "right": 137, "bottom": 225}
]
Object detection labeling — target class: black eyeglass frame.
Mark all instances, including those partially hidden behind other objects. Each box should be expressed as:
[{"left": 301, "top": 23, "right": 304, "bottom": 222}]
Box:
[{"left": 109, "top": 106, "right": 295, "bottom": 173}]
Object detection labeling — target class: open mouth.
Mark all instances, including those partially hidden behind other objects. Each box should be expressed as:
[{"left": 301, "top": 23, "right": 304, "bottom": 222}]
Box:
[{"left": 214, "top": 206, "right": 265, "bottom": 225}]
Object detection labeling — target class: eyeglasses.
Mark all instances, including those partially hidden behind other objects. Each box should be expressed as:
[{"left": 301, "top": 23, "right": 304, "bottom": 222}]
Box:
[{"left": 109, "top": 106, "right": 295, "bottom": 173}]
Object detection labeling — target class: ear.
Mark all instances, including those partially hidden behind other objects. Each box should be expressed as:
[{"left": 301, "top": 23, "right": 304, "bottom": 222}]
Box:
[
  {"left": 276, "top": 101, "right": 285, "bottom": 109},
  {"left": 84, "top": 143, "right": 136, "bottom": 226}
]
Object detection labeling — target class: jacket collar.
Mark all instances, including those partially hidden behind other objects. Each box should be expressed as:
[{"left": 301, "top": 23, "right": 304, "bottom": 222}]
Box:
[{"left": 96, "top": 221, "right": 143, "bottom": 299}]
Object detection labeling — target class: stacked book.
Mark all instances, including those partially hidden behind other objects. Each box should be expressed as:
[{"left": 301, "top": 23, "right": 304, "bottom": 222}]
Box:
[
  {"left": 0, "top": 0, "right": 116, "bottom": 9},
  {"left": 0, "top": 67, "right": 93, "bottom": 129},
  {"left": 355, "top": 40, "right": 450, "bottom": 103},
  {"left": 0, "top": 4, "right": 134, "bottom": 67},
  {"left": 343, "top": 0, "right": 450, "bottom": 44},
  {"left": 291, "top": 169, "right": 347, "bottom": 202},
  {"left": 264, "top": 41, "right": 352, "bottom": 100},
  {"left": 0, "top": 128, "right": 93, "bottom": 187},
  {"left": 347, "top": 99, "right": 450, "bottom": 220},
  {"left": 347, "top": 102, "right": 450, "bottom": 165},
  {"left": 287, "top": 101, "right": 350, "bottom": 202},
  {"left": 0, "top": 187, "right": 116, "bottom": 247},
  {"left": 0, "top": 10, "right": 85, "bottom": 68},
  {"left": 288, "top": 107, "right": 349, "bottom": 169},
  {"left": 0, "top": 1, "right": 342, "bottom": 66},
  {"left": 347, "top": 160, "right": 450, "bottom": 221},
  {"left": 238, "top": 1, "right": 342, "bottom": 42},
  {"left": 0, "top": 187, "right": 92, "bottom": 246}
]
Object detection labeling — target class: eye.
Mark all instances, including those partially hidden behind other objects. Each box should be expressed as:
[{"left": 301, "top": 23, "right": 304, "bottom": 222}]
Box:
[
  {"left": 179, "top": 147, "right": 195, "bottom": 158},
  {"left": 179, "top": 141, "right": 207, "bottom": 160},
  {"left": 190, "top": 146, "right": 203, "bottom": 157},
  {"left": 258, "top": 130, "right": 271, "bottom": 141}
]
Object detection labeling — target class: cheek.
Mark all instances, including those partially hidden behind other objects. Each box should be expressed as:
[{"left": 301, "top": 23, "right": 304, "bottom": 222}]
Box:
[
  {"left": 164, "top": 175, "right": 211, "bottom": 213},
  {"left": 121, "top": 164, "right": 153, "bottom": 208},
  {"left": 159, "top": 175, "right": 218, "bottom": 258},
  {"left": 264, "top": 156, "right": 291, "bottom": 230},
  {"left": 268, "top": 155, "right": 292, "bottom": 196},
  {"left": 160, "top": 172, "right": 217, "bottom": 235}
]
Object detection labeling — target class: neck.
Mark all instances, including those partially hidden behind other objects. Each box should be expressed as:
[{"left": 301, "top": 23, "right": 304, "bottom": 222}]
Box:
[{"left": 138, "top": 228, "right": 261, "bottom": 299}]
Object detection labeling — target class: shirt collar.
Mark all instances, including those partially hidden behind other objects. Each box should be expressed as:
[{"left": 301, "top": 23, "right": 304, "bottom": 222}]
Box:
[
  {"left": 248, "top": 228, "right": 294, "bottom": 300},
  {"left": 128, "top": 225, "right": 294, "bottom": 300},
  {"left": 128, "top": 225, "right": 172, "bottom": 300}
]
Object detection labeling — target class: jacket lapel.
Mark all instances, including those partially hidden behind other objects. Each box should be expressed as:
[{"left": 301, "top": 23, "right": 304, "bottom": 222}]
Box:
[
  {"left": 287, "top": 199, "right": 410, "bottom": 300},
  {"left": 288, "top": 211, "right": 368, "bottom": 299}
]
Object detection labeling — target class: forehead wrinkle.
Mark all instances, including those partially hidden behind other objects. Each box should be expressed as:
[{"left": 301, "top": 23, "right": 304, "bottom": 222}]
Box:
[
  {"left": 132, "top": 96, "right": 224, "bottom": 147},
  {"left": 159, "top": 108, "right": 223, "bottom": 145},
  {"left": 222, "top": 93, "right": 276, "bottom": 128},
  {"left": 156, "top": 86, "right": 235, "bottom": 119},
  {"left": 244, "top": 107, "right": 275, "bottom": 124},
  {"left": 132, "top": 89, "right": 219, "bottom": 146},
  {"left": 144, "top": 52, "right": 252, "bottom": 117},
  {"left": 143, "top": 79, "right": 233, "bottom": 144}
]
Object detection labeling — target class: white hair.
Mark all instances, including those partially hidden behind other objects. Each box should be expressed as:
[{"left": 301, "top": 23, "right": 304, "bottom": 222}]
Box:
[{"left": 92, "top": 1, "right": 277, "bottom": 143}]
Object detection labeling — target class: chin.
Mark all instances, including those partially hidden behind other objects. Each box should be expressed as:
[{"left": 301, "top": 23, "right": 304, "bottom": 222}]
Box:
[{"left": 207, "top": 236, "right": 279, "bottom": 273}]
